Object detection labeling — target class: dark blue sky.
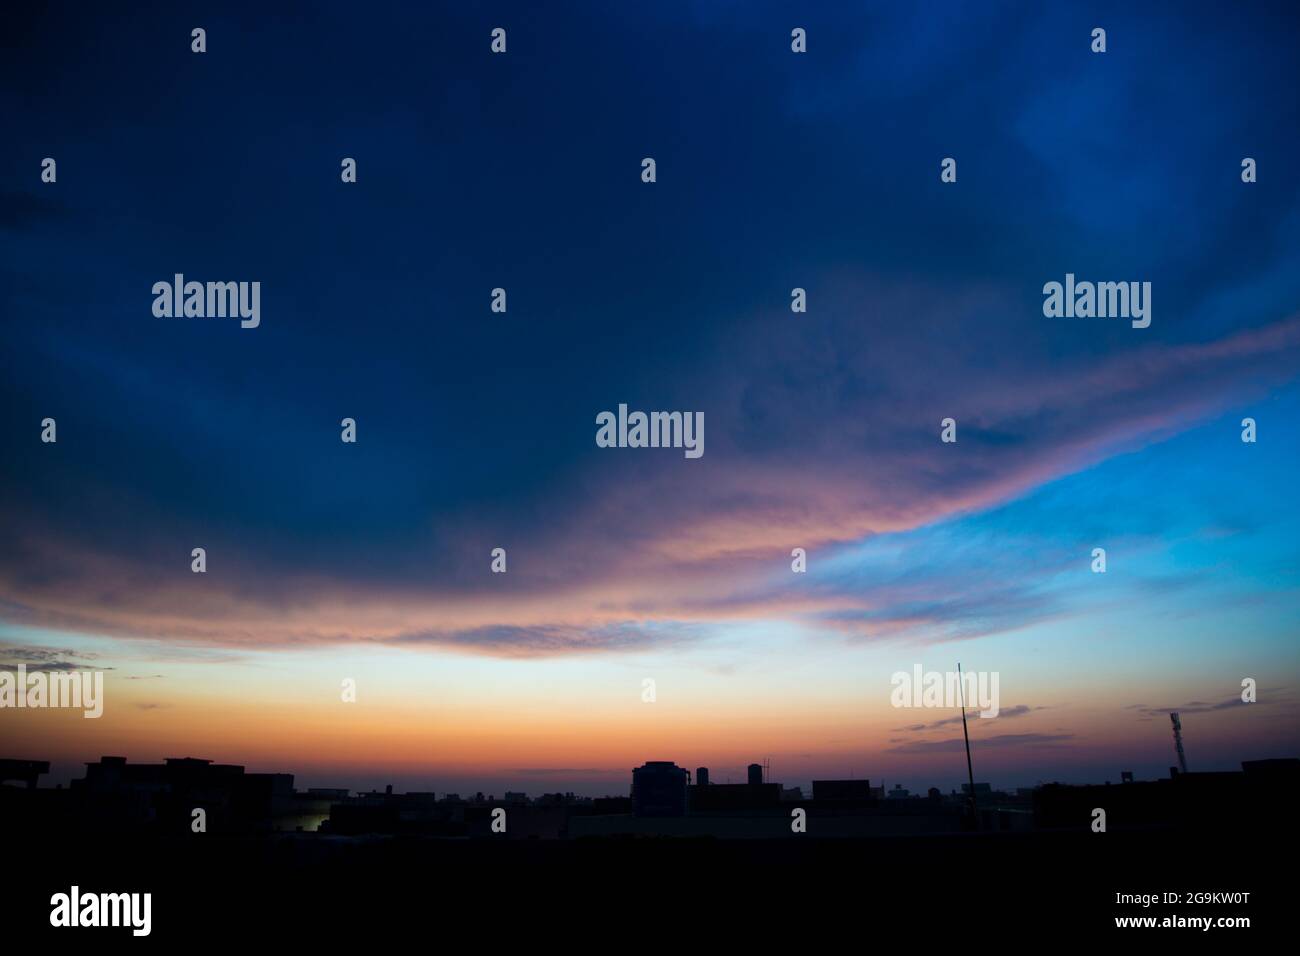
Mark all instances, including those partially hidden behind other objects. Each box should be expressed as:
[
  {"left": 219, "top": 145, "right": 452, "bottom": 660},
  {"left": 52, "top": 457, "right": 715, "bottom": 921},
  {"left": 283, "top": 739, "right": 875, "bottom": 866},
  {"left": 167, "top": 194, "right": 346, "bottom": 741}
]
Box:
[{"left": 3, "top": 2, "right": 1299, "bottom": 792}]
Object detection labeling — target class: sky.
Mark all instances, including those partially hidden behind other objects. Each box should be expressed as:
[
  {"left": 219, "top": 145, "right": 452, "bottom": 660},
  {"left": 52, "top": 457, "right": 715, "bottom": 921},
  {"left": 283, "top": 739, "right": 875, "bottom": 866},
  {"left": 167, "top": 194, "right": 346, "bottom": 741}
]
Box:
[{"left": 2, "top": 1, "right": 1298, "bottom": 797}]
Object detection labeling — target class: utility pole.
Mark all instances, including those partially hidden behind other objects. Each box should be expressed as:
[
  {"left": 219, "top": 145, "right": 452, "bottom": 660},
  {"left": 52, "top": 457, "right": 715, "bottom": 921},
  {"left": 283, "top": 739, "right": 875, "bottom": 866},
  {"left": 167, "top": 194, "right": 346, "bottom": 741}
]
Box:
[
  {"left": 1170, "top": 712, "right": 1188, "bottom": 773},
  {"left": 958, "top": 662, "right": 978, "bottom": 826}
]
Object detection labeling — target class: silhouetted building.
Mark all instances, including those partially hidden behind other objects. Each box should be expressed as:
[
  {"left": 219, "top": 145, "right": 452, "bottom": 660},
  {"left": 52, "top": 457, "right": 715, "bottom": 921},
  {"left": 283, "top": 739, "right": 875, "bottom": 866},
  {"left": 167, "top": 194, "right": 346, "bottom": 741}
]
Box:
[
  {"left": 283, "top": 789, "right": 345, "bottom": 831},
  {"left": 1034, "top": 758, "right": 1300, "bottom": 831},
  {"left": 72, "top": 755, "right": 293, "bottom": 833},
  {"left": 812, "top": 779, "right": 872, "bottom": 803},
  {"left": 0, "top": 758, "right": 49, "bottom": 789},
  {"left": 1242, "top": 758, "right": 1300, "bottom": 779},
  {"left": 696, "top": 767, "right": 709, "bottom": 787},
  {"left": 591, "top": 796, "right": 632, "bottom": 814},
  {"left": 689, "top": 782, "right": 782, "bottom": 812},
  {"left": 536, "top": 791, "right": 583, "bottom": 807},
  {"left": 632, "top": 762, "right": 689, "bottom": 817},
  {"left": 747, "top": 763, "right": 763, "bottom": 786},
  {"left": 328, "top": 789, "right": 454, "bottom": 835}
]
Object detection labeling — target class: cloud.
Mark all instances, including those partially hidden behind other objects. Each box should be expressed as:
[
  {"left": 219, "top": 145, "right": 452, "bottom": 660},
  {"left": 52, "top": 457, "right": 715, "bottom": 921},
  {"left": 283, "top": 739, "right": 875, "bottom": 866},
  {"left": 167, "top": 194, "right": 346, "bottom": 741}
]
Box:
[
  {"left": 0, "top": 643, "right": 110, "bottom": 672},
  {"left": 1, "top": 290, "right": 1294, "bottom": 661},
  {"left": 2, "top": 0, "right": 1299, "bottom": 664},
  {"left": 1128, "top": 691, "right": 1287, "bottom": 720},
  {"left": 893, "top": 705, "right": 1041, "bottom": 732},
  {"left": 887, "top": 733, "right": 1074, "bottom": 754},
  {"left": 391, "top": 622, "right": 704, "bottom": 659}
]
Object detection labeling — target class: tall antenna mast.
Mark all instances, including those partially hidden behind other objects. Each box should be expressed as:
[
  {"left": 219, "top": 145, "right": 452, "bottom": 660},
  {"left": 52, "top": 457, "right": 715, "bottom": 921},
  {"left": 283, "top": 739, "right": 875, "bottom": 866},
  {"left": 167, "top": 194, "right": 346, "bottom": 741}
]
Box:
[
  {"left": 957, "top": 662, "right": 978, "bottom": 825},
  {"left": 1170, "top": 712, "right": 1188, "bottom": 773}
]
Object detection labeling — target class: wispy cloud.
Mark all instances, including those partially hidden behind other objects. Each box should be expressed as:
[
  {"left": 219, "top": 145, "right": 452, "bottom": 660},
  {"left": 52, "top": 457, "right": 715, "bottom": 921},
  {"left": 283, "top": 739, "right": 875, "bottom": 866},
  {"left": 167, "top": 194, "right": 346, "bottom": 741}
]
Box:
[
  {"left": 887, "top": 733, "right": 1074, "bottom": 754},
  {"left": 0, "top": 643, "right": 110, "bottom": 672},
  {"left": 1127, "top": 690, "right": 1289, "bottom": 721},
  {"left": 893, "top": 705, "right": 1043, "bottom": 733}
]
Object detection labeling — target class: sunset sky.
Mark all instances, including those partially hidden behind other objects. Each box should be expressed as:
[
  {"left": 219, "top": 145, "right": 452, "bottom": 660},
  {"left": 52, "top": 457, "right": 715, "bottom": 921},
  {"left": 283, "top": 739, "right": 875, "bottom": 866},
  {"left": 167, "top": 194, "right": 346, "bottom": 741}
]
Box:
[{"left": 3, "top": 1, "right": 1298, "bottom": 796}]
